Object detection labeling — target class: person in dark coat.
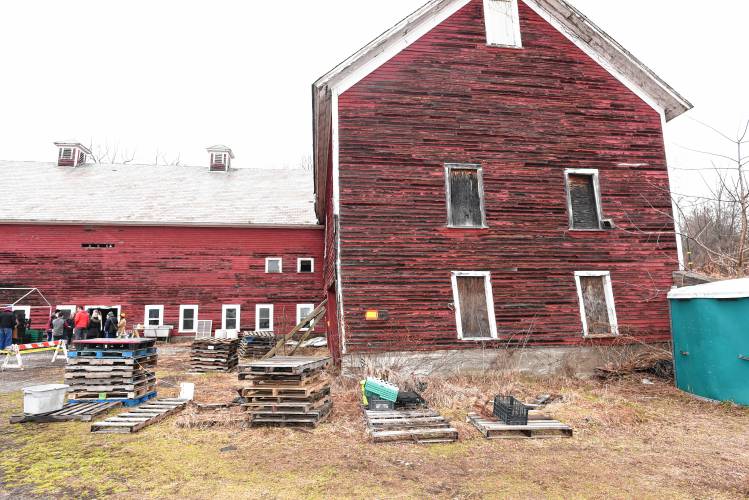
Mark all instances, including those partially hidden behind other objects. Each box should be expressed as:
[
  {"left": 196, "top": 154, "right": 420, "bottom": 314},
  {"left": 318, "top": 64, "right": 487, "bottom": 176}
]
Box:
[
  {"left": 103, "top": 312, "right": 118, "bottom": 339},
  {"left": 87, "top": 309, "right": 102, "bottom": 339},
  {"left": 63, "top": 315, "right": 74, "bottom": 346},
  {"left": 0, "top": 306, "right": 16, "bottom": 350}
]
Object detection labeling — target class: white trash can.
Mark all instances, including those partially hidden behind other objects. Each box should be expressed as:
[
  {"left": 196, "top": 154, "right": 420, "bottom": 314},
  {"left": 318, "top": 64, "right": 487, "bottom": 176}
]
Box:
[{"left": 22, "top": 384, "right": 69, "bottom": 415}]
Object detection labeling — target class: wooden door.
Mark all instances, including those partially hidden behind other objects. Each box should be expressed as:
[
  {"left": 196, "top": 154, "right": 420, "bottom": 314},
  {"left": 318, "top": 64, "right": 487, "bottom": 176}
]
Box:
[
  {"left": 455, "top": 275, "right": 493, "bottom": 339},
  {"left": 579, "top": 276, "right": 612, "bottom": 335}
]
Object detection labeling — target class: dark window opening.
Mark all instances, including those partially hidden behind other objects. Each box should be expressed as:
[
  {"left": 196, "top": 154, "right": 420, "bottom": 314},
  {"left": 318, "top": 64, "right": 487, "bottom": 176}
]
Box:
[
  {"left": 299, "top": 259, "right": 313, "bottom": 273},
  {"left": 82, "top": 243, "right": 115, "bottom": 249},
  {"left": 446, "top": 164, "right": 485, "bottom": 228},
  {"left": 567, "top": 174, "right": 601, "bottom": 229}
]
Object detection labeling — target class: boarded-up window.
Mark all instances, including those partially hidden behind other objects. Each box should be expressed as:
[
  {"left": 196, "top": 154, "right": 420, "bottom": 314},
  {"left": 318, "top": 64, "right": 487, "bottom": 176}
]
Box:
[
  {"left": 452, "top": 272, "right": 497, "bottom": 339},
  {"left": 575, "top": 272, "right": 618, "bottom": 336},
  {"left": 483, "top": 0, "right": 522, "bottom": 47},
  {"left": 446, "top": 165, "right": 485, "bottom": 228},
  {"left": 567, "top": 173, "right": 601, "bottom": 229}
]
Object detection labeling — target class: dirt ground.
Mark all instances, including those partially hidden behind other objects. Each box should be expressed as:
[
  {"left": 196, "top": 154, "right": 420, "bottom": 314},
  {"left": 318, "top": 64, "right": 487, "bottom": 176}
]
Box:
[{"left": 0, "top": 346, "right": 747, "bottom": 499}]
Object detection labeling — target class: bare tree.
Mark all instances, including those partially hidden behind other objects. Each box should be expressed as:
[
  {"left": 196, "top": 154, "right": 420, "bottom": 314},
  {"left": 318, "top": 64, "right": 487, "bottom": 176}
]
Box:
[
  {"left": 676, "top": 119, "right": 749, "bottom": 277},
  {"left": 88, "top": 140, "right": 136, "bottom": 165}
]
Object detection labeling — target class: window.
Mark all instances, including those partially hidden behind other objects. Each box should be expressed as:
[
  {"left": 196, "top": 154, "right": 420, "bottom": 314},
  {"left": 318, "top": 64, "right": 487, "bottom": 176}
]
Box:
[
  {"left": 296, "top": 304, "right": 315, "bottom": 331},
  {"left": 179, "top": 305, "right": 199, "bottom": 333},
  {"left": 81, "top": 243, "right": 115, "bottom": 249},
  {"left": 574, "top": 271, "right": 619, "bottom": 337},
  {"left": 565, "top": 169, "right": 603, "bottom": 230},
  {"left": 256, "top": 304, "right": 274, "bottom": 331},
  {"left": 445, "top": 164, "right": 487, "bottom": 228},
  {"left": 451, "top": 271, "right": 498, "bottom": 340},
  {"left": 60, "top": 148, "right": 72, "bottom": 160},
  {"left": 483, "top": 0, "right": 522, "bottom": 48},
  {"left": 222, "top": 304, "right": 240, "bottom": 331},
  {"left": 298, "top": 258, "right": 314, "bottom": 273},
  {"left": 56, "top": 305, "right": 76, "bottom": 320},
  {"left": 12, "top": 305, "right": 31, "bottom": 323},
  {"left": 144, "top": 305, "right": 164, "bottom": 327},
  {"left": 265, "top": 258, "right": 282, "bottom": 273}
]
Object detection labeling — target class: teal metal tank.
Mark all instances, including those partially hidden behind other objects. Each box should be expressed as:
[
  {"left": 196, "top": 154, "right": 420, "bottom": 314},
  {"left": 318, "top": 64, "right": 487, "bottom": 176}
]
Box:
[{"left": 668, "top": 278, "right": 749, "bottom": 406}]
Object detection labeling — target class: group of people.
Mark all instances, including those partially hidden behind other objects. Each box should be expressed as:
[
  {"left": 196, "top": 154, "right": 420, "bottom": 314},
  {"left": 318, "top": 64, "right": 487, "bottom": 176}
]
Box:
[
  {"left": 48, "top": 306, "right": 129, "bottom": 344},
  {"left": 0, "top": 306, "right": 17, "bottom": 350}
]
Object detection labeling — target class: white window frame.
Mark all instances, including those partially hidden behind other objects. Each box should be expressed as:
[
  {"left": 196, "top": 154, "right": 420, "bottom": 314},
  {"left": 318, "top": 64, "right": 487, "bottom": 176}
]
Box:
[
  {"left": 12, "top": 305, "right": 31, "bottom": 322},
  {"left": 483, "top": 0, "right": 523, "bottom": 48},
  {"left": 144, "top": 305, "right": 164, "bottom": 327},
  {"left": 297, "top": 258, "right": 315, "bottom": 273},
  {"left": 574, "top": 271, "right": 619, "bottom": 337},
  {"left": 56, "top": 305, "right": 77, "bottom": 318},
  {"left": 451, "top": 271, "right": 498, "bottom": 340},
  {"left": 265, "top": 257, "right": 283, "bottom": 273},
  {"left": 222, "top": 304, "right": 241, "bottom": 331},
  {"left": 86, "top": 305, "right": 122, "bottom": 321},
  {"left": 445, "top": 163, "right": 488, "bottom": 229},
  {"left": 564, "top": 168, "right": 604, "bottom": 230},
  {"left": 255, "top": 304, "right": 274, "bottom": 332},
  {"left": 296, "top": 303, "right": 315, "bottom": 331},
  {"left": 179, "top": 305, "right": 199, "bottom": 333}
]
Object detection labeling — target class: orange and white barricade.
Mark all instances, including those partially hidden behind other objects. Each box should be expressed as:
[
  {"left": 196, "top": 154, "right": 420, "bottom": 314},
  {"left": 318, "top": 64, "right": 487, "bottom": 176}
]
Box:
[{"left": 1, "top": 340, "right": 67, "bottom": 371}]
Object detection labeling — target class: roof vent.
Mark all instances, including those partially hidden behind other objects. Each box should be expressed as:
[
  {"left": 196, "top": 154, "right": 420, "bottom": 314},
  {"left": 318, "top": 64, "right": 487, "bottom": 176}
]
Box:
[
  {"left": 207, "top": 145, "right": 234, "bottom": 172},
  {"left": 54, "top": 141, "right": 91, "bottom": 167}
]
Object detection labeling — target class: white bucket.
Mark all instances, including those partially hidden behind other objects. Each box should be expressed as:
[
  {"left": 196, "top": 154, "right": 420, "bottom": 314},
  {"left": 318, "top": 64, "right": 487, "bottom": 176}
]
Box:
[
  {"left": 179, "top": 382, "right": 195, "bottom": 401},
  {"left": 22, "top": 384, "right": 69, "bottom": 415}
]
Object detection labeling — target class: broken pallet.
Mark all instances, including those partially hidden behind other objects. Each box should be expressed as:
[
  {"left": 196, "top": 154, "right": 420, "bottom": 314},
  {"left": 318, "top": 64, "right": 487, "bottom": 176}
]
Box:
[
  {"left": 467, "top": 413, "right": 573, "bottom": 439},
  {"left": 10, "top": 402, "right": 122, "bottom": 424},
  {"left": 364, "top": 408, "right": 458, "bottom": 444},
  {"left": 90, "top": 399, "right": 188, "bottom": 433}
]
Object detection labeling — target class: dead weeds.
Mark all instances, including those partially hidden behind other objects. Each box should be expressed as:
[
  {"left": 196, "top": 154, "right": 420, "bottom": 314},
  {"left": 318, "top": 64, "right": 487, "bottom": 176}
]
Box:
[{"left": 1, "top": 346, "right": 747, "bottom": 499}]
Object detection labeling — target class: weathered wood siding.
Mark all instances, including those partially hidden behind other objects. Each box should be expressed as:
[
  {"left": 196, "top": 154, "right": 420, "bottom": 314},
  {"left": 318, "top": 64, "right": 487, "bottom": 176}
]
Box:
[
  {"left": 335, "top": 0, "right": 677, "bottom": 353},
  {"left": 0, "top": 225, "right": 325, "bottom": 334}
]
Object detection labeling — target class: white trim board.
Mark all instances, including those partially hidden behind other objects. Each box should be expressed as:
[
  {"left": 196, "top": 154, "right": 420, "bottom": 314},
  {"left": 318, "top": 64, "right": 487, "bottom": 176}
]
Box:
[
  {"left": 451, "top": 271, "right": 498, "bottom": 340},
  {"left": 574, "top": 271, "right": 619, "bottom": 337}
]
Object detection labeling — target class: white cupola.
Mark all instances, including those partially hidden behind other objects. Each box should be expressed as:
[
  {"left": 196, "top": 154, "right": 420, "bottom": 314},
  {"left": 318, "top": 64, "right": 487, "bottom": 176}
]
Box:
[
  {"left": 54, "top": 141, "right": 91, "bottom": 167},
  {"left": 207, "top": 145, "right": 234, "bottom": 172}
]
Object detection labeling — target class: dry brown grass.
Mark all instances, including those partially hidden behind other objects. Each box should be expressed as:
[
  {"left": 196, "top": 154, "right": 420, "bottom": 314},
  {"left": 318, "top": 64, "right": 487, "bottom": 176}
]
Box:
[{"left": 1, "top": 345, "right": 747, "bottom": 499}]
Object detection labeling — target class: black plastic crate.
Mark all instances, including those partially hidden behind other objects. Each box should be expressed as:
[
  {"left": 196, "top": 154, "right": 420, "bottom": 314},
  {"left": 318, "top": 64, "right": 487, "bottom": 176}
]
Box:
[
  {"left": 368, "top": 395, "right": 395, "bottom": 411},
  {"left": 493, "top": 395, "right": 528, "bottom": 425}
]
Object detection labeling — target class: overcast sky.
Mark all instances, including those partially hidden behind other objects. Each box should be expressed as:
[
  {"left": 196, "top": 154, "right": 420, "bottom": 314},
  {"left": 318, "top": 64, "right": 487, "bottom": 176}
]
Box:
[{"left": 1, "top": 1, "right": 747, "bottom": 197}]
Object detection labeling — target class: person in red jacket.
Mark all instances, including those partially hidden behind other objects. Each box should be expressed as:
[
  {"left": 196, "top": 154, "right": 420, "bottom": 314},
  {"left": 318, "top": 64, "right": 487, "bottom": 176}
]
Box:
[{"left": 72, "top": 306, "right": 90, "bottom": 344}]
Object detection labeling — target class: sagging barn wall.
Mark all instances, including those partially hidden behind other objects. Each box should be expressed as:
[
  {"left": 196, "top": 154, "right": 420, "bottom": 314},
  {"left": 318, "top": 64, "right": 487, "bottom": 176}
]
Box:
[
  {"left": 0, "top": 224, "right": 325, "bottom": 334},
  {"left": 335, "top": 0, "right": 678, "bottom": 353}
]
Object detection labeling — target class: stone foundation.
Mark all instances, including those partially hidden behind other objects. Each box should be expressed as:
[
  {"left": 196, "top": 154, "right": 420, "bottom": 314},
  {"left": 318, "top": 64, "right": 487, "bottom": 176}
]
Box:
[{"left": 343, "top": 344, "right": 668, "bottom": 377}]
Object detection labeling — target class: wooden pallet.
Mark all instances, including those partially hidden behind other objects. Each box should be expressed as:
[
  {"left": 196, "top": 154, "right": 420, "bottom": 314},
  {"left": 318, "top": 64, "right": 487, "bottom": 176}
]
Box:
[
  {"left": 240, "top": 371, "right": 322, "bottom": 386},
  {"left": 250, "top": 401, "right": 332, "bottom": 428},
  {"left": 364, "top": 408, "right": 458, "bottom": 444},
  {"left": 66, "top": 375, "right": 157, "bottom": 392},
  {"left": 10, "top": 402, "right": 122, "bottom": 424},
  {"left": 68, "top": 347, "right": 156, "bottom": 359},
  {"left": 68, "top": 385, "right": 156, "bottom": 401},
  {"left": 66, "top": 354, "right": 157, "bottom": 367},
  {"left": 242, "top": 396, "right": 331, "bottom": 413},
  {"left": 70, "top": 391, "right": 157, "bottom": 407},
  {"left": 90, "top": 399, "right": 188, "bottom": 433},
  {"left": 467, "top": 413, "right": 573, "bottom": 439},
  {"left": 243, "top": 356, "right": 331, "bottom": 375}
]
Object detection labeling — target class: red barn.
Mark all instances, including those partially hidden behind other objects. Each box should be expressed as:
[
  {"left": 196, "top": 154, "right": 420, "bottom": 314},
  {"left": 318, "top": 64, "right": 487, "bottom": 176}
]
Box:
[
  {"left": 313, "top": 0, "right": 692, "bottom": 368},
  {"left": 0, "top": 144, "right": 324, "bottom": 338}
]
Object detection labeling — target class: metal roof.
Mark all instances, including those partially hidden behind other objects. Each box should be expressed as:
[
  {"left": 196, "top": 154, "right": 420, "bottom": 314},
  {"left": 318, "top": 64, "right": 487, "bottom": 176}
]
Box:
[{"left": 0, "top": 160, "right": 318, "bottom": 227}]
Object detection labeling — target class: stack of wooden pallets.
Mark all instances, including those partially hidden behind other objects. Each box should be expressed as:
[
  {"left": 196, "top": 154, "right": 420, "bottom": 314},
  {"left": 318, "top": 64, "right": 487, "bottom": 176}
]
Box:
[
  {"left": 240, "top": 356, "right": 332, "bottom": 427},
  {"left": 190, "top": 338, "right": 239, "bottom": 372},
  {"left": 66, "top": 338, "right": 157, "bottom": 406},
  {"left": 238, "top": 331, "right": 276, "bottom": 358},
  {"left": 364, "top": 408, "right": 459, "bottom": 444}
]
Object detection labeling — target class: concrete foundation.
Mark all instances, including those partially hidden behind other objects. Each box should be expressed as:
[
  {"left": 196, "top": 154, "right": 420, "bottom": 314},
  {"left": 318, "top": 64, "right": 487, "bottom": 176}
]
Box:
[{"left": 343, "top": 344, "right": 666, "bottom": 377}]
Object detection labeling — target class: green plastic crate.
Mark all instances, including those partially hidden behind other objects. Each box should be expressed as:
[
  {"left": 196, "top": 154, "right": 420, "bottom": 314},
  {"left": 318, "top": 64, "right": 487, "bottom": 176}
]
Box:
[{"left": 364, "top": 378, "right": 399, "bottom": 402}]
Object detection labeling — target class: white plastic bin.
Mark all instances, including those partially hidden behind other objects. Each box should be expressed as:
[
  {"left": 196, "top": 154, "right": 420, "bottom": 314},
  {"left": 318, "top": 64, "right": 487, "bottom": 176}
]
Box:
[{"left": 23, "top": 384, "right": 69, "bottom": 415}]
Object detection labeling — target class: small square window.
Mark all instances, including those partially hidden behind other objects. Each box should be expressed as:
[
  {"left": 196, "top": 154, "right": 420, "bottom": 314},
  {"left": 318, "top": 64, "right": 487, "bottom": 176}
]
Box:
[
  {"left": 265, "top": 258, "right": 282, "bottom": 273},
  {"left": 298, "top": 258, "right": 314, "bottom": 273}
]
